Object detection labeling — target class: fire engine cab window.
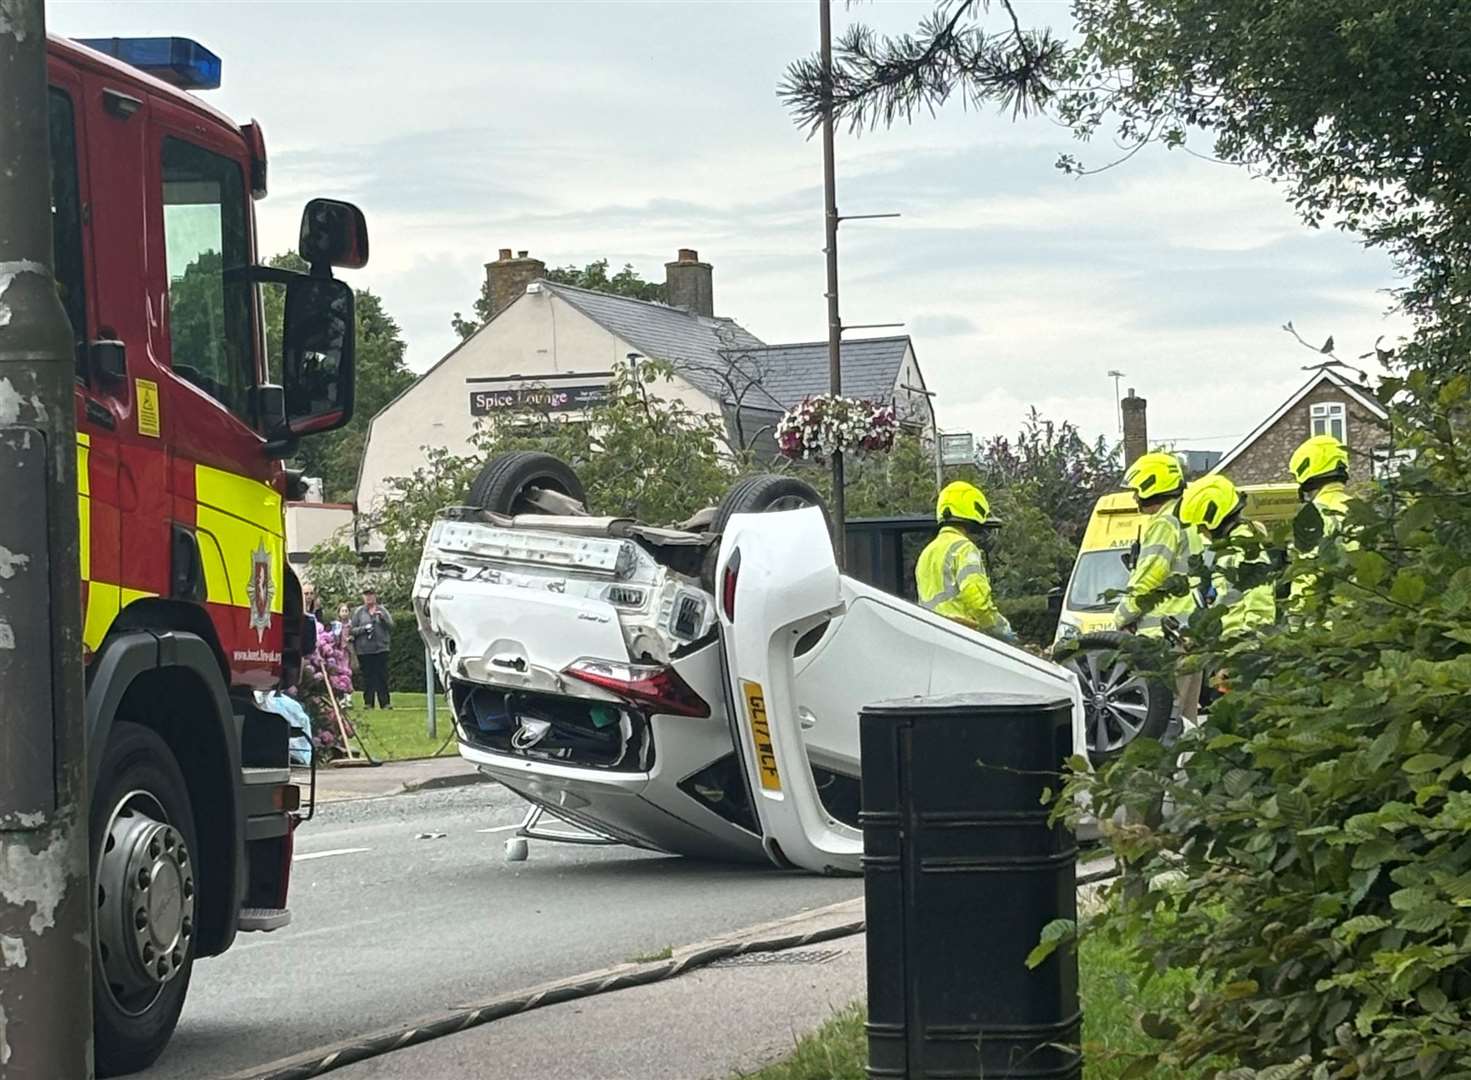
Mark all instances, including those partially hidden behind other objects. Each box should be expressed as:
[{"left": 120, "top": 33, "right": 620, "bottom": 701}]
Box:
[
  {"left": 161, "top": 137, "right": 254, "bottom": 420},
  {"left": 48, "top": 88, "right": 87, "bottom": 374}
]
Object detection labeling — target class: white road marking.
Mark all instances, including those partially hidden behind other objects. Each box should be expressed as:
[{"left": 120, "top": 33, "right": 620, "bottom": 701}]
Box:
[
  {"left": 293, "top": 847, "right": 370, "bottom": 862},
  {"left": 475, "top": 824, "right": 522, "bottom": 834}
]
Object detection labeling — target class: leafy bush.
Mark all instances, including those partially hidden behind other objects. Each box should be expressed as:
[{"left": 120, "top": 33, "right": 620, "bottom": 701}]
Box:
[
  {"left": 1067, "top": 372, "right": 1471, "bottom": 1077},
  {"left": 385, "top": 610, "right": 438, "bottom": 693},
  {"left": 293, "top": 623, "right": 356, "bottom": 760},
  {"left": 998, "top": 593, "right": 1059, "bottom": 648}
]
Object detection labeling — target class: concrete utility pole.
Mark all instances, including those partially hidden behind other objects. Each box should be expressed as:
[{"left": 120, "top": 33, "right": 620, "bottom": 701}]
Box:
[
  {"left": 819, "top": 0, "right": 845, "bottom": 568},
  {"left": 0, "top": 1, "right": 95, "bottom": 1076}
]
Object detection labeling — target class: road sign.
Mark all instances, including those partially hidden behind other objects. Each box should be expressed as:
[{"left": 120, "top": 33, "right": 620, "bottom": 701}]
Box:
[{"left": 939, "top": 432, "right": 975, "bottom": 466}]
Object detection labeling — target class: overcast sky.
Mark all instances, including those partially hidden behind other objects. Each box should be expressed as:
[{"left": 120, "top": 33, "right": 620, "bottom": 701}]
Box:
[{"left": 54, "top": 0, "right": 1406, "bottom": 452}]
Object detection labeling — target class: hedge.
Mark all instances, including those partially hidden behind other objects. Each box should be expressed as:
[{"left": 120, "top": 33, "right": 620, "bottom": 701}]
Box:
[
  {"left": 386, "top": 609, "right": 438, "bottom": 693},
  {"left": 998, "top": 593, "right": 1059, "bottom": 648}
]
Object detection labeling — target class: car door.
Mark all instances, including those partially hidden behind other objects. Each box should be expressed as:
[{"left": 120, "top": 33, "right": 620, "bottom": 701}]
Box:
[
  {"left": 714, "top": 507, "right": 862, "bottom": 874},
  {"left": 715, "top": 508, "right": 1089, "bottom": 876}
]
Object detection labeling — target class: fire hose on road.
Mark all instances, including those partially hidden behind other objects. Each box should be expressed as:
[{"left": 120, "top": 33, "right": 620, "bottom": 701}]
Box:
[{"left": 230, "top": 858, "right": 1118, "bottom": 1080}]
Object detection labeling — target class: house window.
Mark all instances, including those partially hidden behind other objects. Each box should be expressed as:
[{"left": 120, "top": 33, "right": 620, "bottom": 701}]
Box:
[{"left": 1310, "top": 401, "right": 1347, "bottom": 443}]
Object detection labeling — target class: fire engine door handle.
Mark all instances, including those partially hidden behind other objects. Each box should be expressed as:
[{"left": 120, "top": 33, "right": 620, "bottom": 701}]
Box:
[{"left": 85, "top": 399, "right": 116, "bottom": 430}]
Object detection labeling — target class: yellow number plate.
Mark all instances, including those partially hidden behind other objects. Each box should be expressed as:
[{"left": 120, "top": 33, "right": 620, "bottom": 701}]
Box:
[{"left": 741, "top": 680, "right": 782, "bottom": 791}]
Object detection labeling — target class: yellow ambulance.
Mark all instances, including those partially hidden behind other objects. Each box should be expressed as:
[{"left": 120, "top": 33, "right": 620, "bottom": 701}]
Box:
[{"left": 1053, "top": 483, "right": 1298, "bottom": 643}]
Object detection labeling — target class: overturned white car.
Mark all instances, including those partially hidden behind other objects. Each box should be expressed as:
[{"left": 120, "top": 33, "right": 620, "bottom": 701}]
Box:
[{"left": 413, "top": 452, "right": 1088, "bottom": 874}]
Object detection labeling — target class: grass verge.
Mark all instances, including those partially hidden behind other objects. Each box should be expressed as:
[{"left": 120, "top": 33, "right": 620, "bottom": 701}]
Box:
[
  {"left": 347, "top": 692, "right": 458, "bottom": 762},
  {"left": 736, "top": 931, "right": 1200, "bottom": 1079}
]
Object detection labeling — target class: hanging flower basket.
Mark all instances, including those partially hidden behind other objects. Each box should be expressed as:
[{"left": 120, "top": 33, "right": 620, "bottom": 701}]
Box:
[{"left": 776, "top": 395, "right": 898, "bottom": 463}]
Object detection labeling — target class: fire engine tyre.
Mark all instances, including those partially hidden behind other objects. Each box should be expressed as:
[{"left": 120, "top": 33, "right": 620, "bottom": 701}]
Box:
[
  {"left": 712, "top": 474, "right": 830, "bottom": 536},
  {"left": 467, "top": 451, "right": 587, "bottom": 515},
  {"left": 91, "top": 722, "right": 199, "bottom": 1078},
  {"left": 1053, "top": 631, "right": 1172, "bottom": 764}
]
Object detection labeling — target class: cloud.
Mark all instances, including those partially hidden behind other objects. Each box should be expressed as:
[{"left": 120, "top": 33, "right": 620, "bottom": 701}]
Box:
[
  {"left": 54, "top": 0, "right": 1409, "bottom": 449},
  {"left": 909, "top": 313, "right": 980, "bottom": 337}
]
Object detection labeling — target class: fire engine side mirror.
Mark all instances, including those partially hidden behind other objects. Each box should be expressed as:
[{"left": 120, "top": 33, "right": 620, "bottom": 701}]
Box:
[
  {"left": 298, "top": 198, "right": 368, "bottom": 272},
  {"left": 281, "top": 276, "right": 354, "bottom": 440}
]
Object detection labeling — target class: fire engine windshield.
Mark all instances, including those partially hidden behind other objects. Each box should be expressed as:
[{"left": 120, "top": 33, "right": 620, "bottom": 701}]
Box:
[{"left": 162, "top": 137, "right": 255, "bottom": 421}]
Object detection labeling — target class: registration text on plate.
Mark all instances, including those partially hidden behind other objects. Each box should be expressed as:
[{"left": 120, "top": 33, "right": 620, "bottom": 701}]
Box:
[{"left": 741, "top": 680, "right": 782, "bottom": 791}]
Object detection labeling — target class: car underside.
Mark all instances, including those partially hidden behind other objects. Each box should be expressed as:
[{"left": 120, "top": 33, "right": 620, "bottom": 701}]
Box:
[{"left": 413, "top": 453, "right": 1089, "bottom": 874}]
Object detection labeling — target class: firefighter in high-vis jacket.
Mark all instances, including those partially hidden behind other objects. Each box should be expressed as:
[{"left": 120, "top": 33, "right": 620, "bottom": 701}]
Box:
[
  {"left": 1288, "top": 433, "right": 1354, "bottom": 611},
  {"left": 1114, "top": 452, "right": 1206, "bottom": 722},
  {"left": 1178, "top": 473, "right": 1276, "bottom": 637},
  {"left": 916, "top": 481, "right": 1017, "bottom": 642},
  {"left": 1291, "top": 434, "right": 1351, "bottom": 533}
]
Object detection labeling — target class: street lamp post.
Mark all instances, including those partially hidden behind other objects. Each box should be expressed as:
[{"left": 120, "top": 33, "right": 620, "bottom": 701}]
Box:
[
  {"left": 819, "top": 0, "right": 845, "bottom": 568},
  {"left": 0, "top": 2, "right": 96, "bottom": 1077},
  {"left": 1107, "top": 369, "right": 1126, "bottom": 433}
]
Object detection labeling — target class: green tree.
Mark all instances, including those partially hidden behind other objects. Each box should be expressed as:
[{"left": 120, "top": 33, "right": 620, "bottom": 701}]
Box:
[
  {"left": 781, "top": 0, "right": 1471, "bottom": 377},
  {"left": 337, "top": 359, "right": 738, "bottom": 605},
  {"left": 783, "top": 3, "right": 1471, "bottom": 1073},
  {"left": 450, "top": 258, "right": 666, "bottom": 341},
  {"left": 262, "top": 251, "right": 415, "bottom": 501}
]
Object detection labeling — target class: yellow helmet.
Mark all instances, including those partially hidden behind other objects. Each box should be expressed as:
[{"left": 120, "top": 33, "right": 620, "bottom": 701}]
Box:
[
  {"left": 1123, "top": 452, "right": 1184, "bottom": 500},
  {"left": 1179, "top": 474, "right": 1243, "bottom": 532},
  {"left": 1290, "top": 434, "right": 1349, "bottom": 486},
  {"left": 936, "top": 481, "right": 990, "bottom": 526}
]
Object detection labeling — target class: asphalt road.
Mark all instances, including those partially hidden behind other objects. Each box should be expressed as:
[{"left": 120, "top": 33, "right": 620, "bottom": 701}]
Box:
[{"left": 143, "top": 783, "right": 862, "bottom": 1080}]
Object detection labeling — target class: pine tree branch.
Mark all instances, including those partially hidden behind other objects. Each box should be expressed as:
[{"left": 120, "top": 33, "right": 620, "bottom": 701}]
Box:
[{"left": 779, "top": 0, "right": 1064, "bottom": 133}]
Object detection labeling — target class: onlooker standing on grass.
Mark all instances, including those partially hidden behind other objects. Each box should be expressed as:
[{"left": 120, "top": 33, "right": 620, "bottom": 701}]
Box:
[
  {"left": 351, "top": 587, "right": 394, "bottom": 709},
  {"left": 333, "top": 602, "right": 358, "bottom": 677},
  {"left": 303, "top": 584, "right": 326, "bottom": 630}
]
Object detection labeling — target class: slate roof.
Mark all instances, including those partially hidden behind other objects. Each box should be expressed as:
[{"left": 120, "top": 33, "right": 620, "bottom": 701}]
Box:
[
  {"left": 542, "top": 282, "right": 914, "bottom": 412},
  {"left": 734, "top": 337, "right": 913, "bottom": 408},
  {"left": 541, "top": 281, "right": 771, "bottom": 405}
]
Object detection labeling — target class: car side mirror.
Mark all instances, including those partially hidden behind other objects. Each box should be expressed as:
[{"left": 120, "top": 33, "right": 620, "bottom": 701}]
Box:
[
  {"left": 1046, "top": 587, "right": 1063, "bottom": 619},
  {"left": 282, "top": 276, "right": 355, "bottom": 439},
  {"left": 298, "top": 198, "right": 368, "bottom": 272}
]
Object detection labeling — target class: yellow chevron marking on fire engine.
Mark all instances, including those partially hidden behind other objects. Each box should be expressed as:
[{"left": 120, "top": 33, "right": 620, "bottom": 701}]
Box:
[
  {"left": 84, "top": 583, "right": 119, "bottom": 652},
  {"left": 195, "top": 525, "right": 231, "bottom": 607},
  {"left": 194, "top": 466, "right": 283, "bottom": 614},
  {"left": 195, "top": 510, "right": 283, "bottom": 612},
  {"left": 78, "top": 439, "right": 91, "bottom": 581},
  {"left": 195, "top": 465, "right": 283, "bottom": 535}
]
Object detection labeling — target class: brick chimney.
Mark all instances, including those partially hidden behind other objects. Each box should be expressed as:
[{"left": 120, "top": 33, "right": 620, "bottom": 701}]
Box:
[
  {"left": 485, "top": 247, "right": 547, "bottom": 319},
  {"left": 1121, "top": 388, "right": 1148, "bottom": 468},
  {"left": 665, "top": 248, "right": 713, "bottom": 317}
]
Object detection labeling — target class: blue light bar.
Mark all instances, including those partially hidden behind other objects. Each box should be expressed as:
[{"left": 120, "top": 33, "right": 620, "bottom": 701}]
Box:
[{"left": 78, "top": 37, "right": 221, "bottom": 91}]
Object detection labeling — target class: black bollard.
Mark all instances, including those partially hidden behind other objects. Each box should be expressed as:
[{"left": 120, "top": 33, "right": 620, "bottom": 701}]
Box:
[{"left": 860, "top": 692, "right": 1081, "bottom": 1079}]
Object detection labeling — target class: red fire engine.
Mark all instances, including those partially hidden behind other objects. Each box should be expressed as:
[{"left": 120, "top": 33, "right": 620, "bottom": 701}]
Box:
[{"left": 46, "top": 34, "right": 365, "bottom": 1075}]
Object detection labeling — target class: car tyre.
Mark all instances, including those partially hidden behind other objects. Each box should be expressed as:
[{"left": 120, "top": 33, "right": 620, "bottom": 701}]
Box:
[
  {"left": 711, "top": 474, "right": 829, "bottom": 535},
  {"left": 467, "top": 451, "right": 586, "bottom": 515},
  {"left": 1054, "top": 630, "right": 1172, "bottom": 764},
  {"left": 704, "top": 474, "right": 831, "bottom": 591},
  {"left": 92, "top": 722, "right": 198, "bottom": 1078}
]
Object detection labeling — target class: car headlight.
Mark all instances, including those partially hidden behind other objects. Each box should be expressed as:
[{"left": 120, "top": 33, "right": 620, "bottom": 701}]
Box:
[{"left": 1054, "top": 620, "right": 1081, "bottom": 644}]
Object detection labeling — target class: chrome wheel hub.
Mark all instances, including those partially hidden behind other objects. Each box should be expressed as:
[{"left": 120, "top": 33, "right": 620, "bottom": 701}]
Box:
[{"left": 97, "top": 791, "right": 194, "bottom": 1013}]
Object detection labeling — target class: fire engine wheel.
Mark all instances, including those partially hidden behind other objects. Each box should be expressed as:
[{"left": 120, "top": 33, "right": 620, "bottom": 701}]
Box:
[
  {"left": 92, "top": 722, "right": 198, "bottom": 1078},
  {"left": 467, "top": 450, "right": 587, "bottom": 515},
  {"left": 1054, "top": 631, "right": 1172, "bottom": 764}
]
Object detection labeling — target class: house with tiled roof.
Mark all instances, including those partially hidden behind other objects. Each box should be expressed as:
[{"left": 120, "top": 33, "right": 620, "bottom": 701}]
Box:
[
  {"left": 353, "top": 248, "right": 936, "bottom": 518},
  {"left": 1215, "top": 367, "right": 1391, "bottom": 486}
]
